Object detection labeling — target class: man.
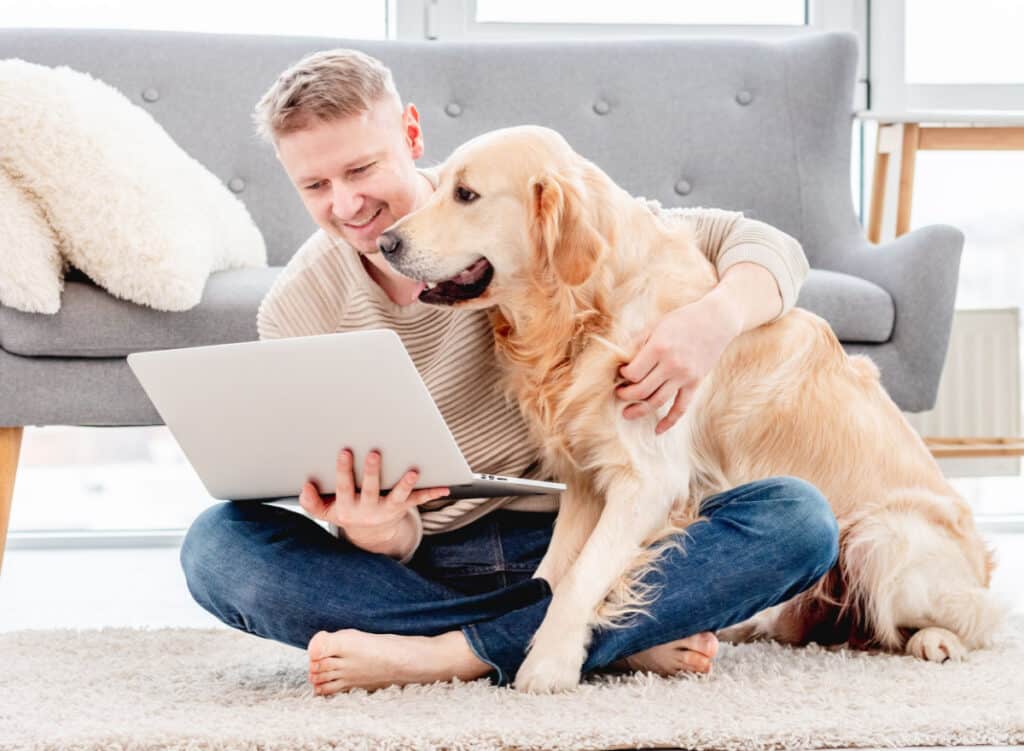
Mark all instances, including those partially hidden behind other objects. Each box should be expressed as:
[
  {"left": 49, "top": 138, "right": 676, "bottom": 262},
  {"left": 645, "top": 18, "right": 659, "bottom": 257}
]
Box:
[{"left": 180, "top": 49, "right": 839, "bottom": 695}]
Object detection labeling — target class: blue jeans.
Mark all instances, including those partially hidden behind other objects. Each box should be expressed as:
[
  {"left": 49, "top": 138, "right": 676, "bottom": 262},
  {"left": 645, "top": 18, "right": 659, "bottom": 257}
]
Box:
[{"left": 180, "top": 476, "right": 838, "bottom": 687}]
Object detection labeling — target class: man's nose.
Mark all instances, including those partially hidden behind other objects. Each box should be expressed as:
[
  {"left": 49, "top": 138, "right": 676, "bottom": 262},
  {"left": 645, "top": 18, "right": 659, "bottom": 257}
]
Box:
[
  {"left": 332, "top": 184, "right": 361, "bottom": 220},
  {"left": 377, "top": 231, "right": 403, "bottom": 257}
]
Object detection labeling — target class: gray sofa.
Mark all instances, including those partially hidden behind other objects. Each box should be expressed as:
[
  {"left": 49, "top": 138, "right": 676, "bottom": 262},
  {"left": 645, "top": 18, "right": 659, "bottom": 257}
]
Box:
[{"left": 0, "top": 28, "right": 963, "bottom": 571}]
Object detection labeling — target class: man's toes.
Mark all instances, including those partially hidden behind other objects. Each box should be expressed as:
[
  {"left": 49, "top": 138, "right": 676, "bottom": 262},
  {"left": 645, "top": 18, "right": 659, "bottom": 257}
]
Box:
[
  {"left": 312, "top": 656, "right": 345, "bottom": 673},
  {"left": 314, "top": 677, "right": 350, "bottom": 696},
  {"left": 676, "top": 649, "right": 711, "bottom": 673},
  {"left": 697, "top": 631, "right": 719, "bottom": 659},
  {"left": 313, "top": 668, "right": 347, "bottom": 686},
  {"left": 670, "top": 631, "right": 718, "bottom": 661},
  {"left": 308, "top": 630, "right": 331, "bottom": 661},
  {"left": 309, "top": 628, "right": 361, "bottom": 665}
]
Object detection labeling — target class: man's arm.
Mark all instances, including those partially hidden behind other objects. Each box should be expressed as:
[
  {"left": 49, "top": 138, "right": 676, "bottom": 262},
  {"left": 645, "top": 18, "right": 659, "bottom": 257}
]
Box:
[
  {"left": 616, "top": 206, "right": 810, "bottom": 433},
  {"left": 700, "top": 261, "right": 784, "bottom": 340},
  {"left": 656, "top": 203, "right": 810, "bottom": 323}
]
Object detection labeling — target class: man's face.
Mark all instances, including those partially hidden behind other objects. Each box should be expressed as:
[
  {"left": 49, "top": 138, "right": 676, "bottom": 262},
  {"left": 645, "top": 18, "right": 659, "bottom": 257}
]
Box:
[{"left": 275, "top": 96, "right": 425, "bottom": 255}]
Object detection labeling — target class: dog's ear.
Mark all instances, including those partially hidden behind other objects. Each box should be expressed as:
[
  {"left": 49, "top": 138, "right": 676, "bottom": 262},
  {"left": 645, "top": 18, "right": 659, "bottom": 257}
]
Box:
[{"left": 529, "top": 169, "right": 608, "bottom": 288}]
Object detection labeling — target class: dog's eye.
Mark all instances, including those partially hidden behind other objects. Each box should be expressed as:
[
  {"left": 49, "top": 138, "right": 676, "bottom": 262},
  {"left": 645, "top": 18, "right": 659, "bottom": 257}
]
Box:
[{"left": 454, "top": 186, "right": 479, "bottom": 203}]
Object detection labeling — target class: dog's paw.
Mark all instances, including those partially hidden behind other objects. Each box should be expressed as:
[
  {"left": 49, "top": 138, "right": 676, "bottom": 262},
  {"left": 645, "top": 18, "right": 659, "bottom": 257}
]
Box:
[
  {"left": 905, "top": 626, "right": 967, "bottom": 662},
  {"left": 513, "top": 645, "right": 584, "bottom": 693},
  {"left": 717, "top": 620, "right": 757, "bottom": 644}
]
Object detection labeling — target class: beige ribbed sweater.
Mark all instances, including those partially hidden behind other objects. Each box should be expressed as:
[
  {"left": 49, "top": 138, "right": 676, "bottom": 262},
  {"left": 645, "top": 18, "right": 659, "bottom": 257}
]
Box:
[{"left": 256, "top": 169, "right": 809, "bottom": 563}]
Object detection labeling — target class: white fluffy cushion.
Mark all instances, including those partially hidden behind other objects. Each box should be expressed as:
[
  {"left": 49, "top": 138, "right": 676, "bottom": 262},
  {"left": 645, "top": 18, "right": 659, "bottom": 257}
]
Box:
[
  {"left": 0, "top": 59, "right": 266, "bottom": 314},
  {"left": 0, "top": 166, "right": 65, "bottom": 313}
]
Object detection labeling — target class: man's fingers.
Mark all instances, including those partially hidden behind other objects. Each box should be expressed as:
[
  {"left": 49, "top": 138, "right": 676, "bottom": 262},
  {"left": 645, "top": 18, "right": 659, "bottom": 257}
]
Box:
[
  {"left": 387, "top": 469, "right": 420, "bottom": 503},
  {"left": 622, "top": 379, "right": 676, "bottom": 419},
  {"left": 617, "top": 363, "right": 663, "bottom": 401},
  {"left": 408, "top": 487, "right": 452, "bottom": 505},
  {"left": 335, "top": 449, "right": 356, "bottom": 502},
  {"left": 361, "top": 450, "right": 381, "bottom": 501},
  {"left": 618, "top": 343, "right": 657, "bottom": 386},
  {"left": 299, "top": 481, "right": 327, "bottom": 519},
  {"left": 656, "top": 388, "right": 692, "bottom": 433}
]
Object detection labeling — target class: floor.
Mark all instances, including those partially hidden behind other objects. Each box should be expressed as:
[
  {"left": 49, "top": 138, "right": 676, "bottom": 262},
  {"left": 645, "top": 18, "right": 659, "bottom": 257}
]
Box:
[
  {"left": 1, "top": 503, "right": 1021, "bottom": 751},
  {"left": 2, "top": 503, "right": 1022, "bottom": 633},
  {"left": 0, "top": 534, "right": 1021, "bottom": 630},
  {"left": 2, "top": 531, "right": 1023, "bottom": 632}
]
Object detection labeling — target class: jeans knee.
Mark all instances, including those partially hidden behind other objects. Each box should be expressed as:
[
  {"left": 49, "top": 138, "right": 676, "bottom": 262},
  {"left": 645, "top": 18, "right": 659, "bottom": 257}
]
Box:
[
  {"left": 179, "top": 502, "right": 235, "bottom": 595},
  {"left": 773, "top": 477, "right": 839, "bottom": 577}
]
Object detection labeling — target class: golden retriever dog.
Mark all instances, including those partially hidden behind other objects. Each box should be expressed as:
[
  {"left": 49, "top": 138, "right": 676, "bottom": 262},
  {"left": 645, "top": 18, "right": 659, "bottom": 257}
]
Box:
[{"left": 374, "top": 125, "right": 1008, "bottom": 693}]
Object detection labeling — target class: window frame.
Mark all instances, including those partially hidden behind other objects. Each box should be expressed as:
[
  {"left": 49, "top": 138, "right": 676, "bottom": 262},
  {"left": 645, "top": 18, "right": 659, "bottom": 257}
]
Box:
[
  {"left": 871, "top": 0, "right": 1024, "bottom": 111},
  {"left": 397, "top": 0, "right": 815, "bottom": 41}
]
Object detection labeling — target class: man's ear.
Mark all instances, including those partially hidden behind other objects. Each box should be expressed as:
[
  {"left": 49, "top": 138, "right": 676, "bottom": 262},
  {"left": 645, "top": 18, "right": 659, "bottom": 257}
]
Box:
[
  {"left": 403, "top": 102, "right": 425, "bottom": 159},
  {"left": 529, "top": 169, "right": 608, "bottom": 288}
]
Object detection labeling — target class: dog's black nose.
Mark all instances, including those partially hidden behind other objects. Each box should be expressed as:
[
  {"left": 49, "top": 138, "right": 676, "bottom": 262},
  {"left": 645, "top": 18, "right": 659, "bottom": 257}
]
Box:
[{"left": 377, "top": 232, "right": 403, "bottom": 256}]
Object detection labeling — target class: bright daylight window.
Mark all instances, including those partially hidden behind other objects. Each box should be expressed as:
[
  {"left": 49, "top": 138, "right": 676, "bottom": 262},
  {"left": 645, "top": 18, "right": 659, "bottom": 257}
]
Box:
[
  {"left": 0, "top": 0, "right": 387, "bottom": 38},
  {"left": 905, "top": 0, "right": 1024, "bottom": 83},
  {"left": 474, "top": 0, "right": 805, "bottom": 25},
  {"left": 5, "top": 1, "right": 387, "bottom": 536},
  {"left": 896, "top": 0, "right": 1024, "bottom": 507}
]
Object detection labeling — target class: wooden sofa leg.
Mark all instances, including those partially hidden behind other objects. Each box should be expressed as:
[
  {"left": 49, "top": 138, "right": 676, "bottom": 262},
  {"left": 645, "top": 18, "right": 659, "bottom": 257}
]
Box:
[{"left": 0, "top": 426, "right": 24, "bottom": 576}]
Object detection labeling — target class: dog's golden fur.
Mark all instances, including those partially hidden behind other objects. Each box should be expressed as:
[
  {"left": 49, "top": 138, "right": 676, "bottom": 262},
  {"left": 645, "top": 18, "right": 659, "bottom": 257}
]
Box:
[{"left": 384, "top": 126, "right": 1007, "bottom": 692}]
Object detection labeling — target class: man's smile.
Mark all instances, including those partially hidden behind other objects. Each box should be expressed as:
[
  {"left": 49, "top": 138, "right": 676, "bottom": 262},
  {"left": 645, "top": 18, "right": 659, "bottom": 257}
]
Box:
[{"left": 345, "top": 206, "right": 384, "bottom": 231}]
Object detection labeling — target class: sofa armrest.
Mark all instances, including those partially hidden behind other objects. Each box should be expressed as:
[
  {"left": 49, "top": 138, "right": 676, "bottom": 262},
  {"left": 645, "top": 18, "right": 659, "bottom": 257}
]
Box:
[{"left": 819, "top": 224, "right": 965, "bottom": 408}]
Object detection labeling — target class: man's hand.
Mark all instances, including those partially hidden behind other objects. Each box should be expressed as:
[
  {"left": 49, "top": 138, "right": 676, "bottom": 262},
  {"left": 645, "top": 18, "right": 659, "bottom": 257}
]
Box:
[
  {"left": 299, "top": 448, "right": 449, "bottom": 549},
  {"left": 615, "top": 293, "right": 742, "bottom": 435},
  {"left": 615, "top": 262, "right": 783, "bottom": 435}
]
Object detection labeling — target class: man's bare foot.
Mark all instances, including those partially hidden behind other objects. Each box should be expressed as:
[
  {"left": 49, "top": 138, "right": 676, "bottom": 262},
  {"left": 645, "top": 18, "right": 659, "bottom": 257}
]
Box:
[
  {"left": 307, "top": 628, "right": 491, "bottom": 696},
  {"left": 608, "top": 631, "right": 719, "bottom": 677}
]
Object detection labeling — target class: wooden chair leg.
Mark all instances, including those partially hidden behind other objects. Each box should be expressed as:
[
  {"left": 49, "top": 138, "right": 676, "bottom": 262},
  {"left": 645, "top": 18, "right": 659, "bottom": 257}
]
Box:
[
  {"left": 895, "top": 122, "right": 920, "bottom": 238},
  {"left": 0, "top": 426, "right": 24, "bottom": 576},
  {"left": 868, "top": 123, "right": 891, "bottom": 244}
]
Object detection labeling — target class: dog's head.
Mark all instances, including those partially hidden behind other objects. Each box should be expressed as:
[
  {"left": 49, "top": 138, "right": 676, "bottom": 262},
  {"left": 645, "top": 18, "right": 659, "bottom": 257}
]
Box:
[{"left": 376, "top": 126, "right": 614, "bottom": 310}]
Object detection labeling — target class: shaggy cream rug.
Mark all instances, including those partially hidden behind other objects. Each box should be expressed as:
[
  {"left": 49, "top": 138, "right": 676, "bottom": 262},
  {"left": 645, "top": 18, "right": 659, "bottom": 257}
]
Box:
[{"left": 1, "top": 615, "right": 1022, "bottom": 751}]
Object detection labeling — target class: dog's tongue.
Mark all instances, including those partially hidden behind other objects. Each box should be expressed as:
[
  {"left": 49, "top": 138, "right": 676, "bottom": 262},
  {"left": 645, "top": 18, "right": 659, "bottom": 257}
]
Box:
[{"left": 454, "top": 258, "right": 489, "bottom": 285}]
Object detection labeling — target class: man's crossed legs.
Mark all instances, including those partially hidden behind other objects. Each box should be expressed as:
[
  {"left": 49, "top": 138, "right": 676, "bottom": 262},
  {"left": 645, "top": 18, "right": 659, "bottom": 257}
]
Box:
[{"left": 180, "top": 476, "right": 838, "bottom": 693}]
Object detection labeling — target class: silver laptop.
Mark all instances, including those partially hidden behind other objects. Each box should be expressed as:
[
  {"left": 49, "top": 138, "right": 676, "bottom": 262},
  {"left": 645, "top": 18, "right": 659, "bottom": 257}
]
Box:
[{"left": 126, "top": 329, "right": 565, "bottom": 503}]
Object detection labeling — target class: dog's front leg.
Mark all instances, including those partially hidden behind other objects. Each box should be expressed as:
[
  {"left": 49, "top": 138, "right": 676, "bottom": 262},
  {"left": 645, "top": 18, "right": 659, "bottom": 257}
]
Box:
[
  {"left": 514, "top": 471, "right": 678, "bottom": 693},
  {"left": 531, "top": 483, "right": 603, "bottom": 592}
]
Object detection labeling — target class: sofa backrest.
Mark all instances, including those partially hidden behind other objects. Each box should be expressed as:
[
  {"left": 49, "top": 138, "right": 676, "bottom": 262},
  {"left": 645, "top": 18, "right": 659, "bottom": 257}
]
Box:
[{"left": 0, "top": 28, "right": 864, "bottom": 266}]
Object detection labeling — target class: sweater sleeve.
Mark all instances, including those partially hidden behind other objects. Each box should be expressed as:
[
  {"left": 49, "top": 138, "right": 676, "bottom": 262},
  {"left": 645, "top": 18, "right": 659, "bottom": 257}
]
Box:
[
  {"left": 396, "top": 506, "right": 425, "bottom": 565},
  {"left": 651, "top": 203, "right": 810, "bottom": 322},
  {"left": 256, "top": 229, "right": 350, "bottom": 341}
]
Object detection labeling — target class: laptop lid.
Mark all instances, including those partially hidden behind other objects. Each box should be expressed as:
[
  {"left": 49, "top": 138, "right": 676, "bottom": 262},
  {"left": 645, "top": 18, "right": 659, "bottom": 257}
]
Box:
[{"left": 127, "top": 329, "right": 537, "bottom": 501}]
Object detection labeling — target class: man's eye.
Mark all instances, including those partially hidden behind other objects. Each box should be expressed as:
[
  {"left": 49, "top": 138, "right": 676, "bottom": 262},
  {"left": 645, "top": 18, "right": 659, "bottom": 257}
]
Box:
[
  {"left": 454, "top": 186, "right": 479, "bottom": 203},
  {"left": 304, "top": 181, "right": 325, "bottom": 191},
  {"left": 351, "top": 162, "right": 375, "bottom": 175}
]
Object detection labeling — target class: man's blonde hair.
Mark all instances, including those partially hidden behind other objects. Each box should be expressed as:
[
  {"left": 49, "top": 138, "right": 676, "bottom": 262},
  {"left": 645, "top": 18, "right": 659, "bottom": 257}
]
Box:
[{"left": 253, "top": 48, "right": 401, "bottom": 144}]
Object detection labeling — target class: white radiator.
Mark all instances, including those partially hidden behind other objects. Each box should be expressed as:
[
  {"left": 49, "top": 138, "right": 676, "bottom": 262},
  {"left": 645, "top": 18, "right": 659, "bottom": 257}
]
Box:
[{"left": 902, "top": 308, "right": 1022, "bottom": 477}]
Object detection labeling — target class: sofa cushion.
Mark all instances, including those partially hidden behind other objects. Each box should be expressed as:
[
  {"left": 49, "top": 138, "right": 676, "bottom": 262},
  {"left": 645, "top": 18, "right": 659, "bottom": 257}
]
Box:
[
  {"left": 797, "top": 269, "right": 894, "bottom": 343},
  {"left": 2, "top": 265, "right": 894, "bottom": 358},
  {"left": 0, "top": 267, "right": 283, "bottom": 357}
]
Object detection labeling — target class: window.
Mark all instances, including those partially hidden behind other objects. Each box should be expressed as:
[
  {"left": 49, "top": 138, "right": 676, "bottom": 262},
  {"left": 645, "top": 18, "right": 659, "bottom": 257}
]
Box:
[
  {"left": 474, "top": 1, "right": 805, "bottom": 25},
  {"left": 872, "top": 0, "right": 1024, "bottom": 110},
  {"left": 404, "top": 0, "right": 814, "bottom": 41},
  {"left": 0, "top": 0, "right": 388, "bottom": 38},
  {"left": 11, "top": 427, "right": 213, "bottom": 533},
  {"left": 908, "top": 151, "right": 1024, "bottom": 311},
  {"left": 906, "top": 0, "right": 1024, "bottom": 84}
]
